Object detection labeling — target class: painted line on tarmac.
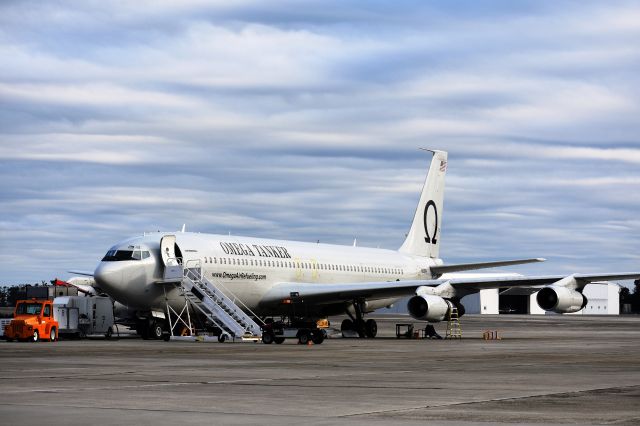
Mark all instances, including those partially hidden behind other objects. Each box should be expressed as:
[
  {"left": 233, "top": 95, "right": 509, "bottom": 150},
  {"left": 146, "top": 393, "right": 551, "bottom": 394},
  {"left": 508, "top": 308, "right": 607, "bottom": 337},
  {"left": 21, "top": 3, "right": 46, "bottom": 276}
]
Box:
[{"left": 338, "top": 384, "right": 640, "bottom": 418}]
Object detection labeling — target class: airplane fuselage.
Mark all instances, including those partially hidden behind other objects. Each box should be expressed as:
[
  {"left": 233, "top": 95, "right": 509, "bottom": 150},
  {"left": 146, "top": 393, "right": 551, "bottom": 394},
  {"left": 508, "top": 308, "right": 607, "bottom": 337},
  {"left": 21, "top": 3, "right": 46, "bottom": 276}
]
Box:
[{"left": 94, "top": 231, "right": 441, "bottom": 317}]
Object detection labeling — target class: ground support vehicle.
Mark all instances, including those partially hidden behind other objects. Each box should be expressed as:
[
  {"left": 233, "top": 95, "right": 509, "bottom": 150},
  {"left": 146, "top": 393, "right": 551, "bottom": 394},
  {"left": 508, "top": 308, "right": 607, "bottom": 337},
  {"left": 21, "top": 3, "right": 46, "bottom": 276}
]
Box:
[
  {"left": 53, "top": 296, "right": 114, "bottom": 338},
  {"left": 3, "top": 299, "right": 59, "bottom": 342},
  {"left": 261, "top": 319, "right": 326, "bottom": 345},
  {"left": 260, "top": 293, "right": 327, "bottom": 345}
]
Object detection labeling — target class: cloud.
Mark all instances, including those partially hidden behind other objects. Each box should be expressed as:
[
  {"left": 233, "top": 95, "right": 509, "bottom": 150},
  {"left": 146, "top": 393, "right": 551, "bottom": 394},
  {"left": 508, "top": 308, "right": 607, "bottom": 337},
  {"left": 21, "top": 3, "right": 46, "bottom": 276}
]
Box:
[{"left": 0, "top": 1, "right": 639, "bottom": 284}]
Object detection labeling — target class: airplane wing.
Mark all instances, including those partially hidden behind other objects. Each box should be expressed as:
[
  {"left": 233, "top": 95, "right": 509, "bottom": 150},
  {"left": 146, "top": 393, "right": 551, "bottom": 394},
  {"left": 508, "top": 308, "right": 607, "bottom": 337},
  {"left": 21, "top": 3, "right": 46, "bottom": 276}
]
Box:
[
  {"left": 430, "top": 258, "right": 545, "bottom": 275},
  {"left": 261, "top": 272, "right": 640, "bottom": 306}
]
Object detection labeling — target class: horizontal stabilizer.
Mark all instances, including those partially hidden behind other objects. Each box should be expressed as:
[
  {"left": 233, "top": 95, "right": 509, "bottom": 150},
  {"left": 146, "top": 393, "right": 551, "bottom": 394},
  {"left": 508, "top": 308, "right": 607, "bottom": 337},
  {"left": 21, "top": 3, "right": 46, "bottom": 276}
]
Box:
[
  {"left": 430, "top": 258, "right": 545, "bottom": 276},
  {"left": 67, "top": 270, "right": 94, "bottom": 277}
]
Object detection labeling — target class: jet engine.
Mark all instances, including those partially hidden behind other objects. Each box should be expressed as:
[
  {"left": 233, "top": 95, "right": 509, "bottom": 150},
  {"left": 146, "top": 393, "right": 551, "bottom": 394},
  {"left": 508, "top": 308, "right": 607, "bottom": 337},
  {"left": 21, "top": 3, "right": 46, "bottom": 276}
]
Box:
[
  {"left": 536, "top": 286, "right": 588, "bottom": 314},
  {"left": 407, "top": 294, "right": 451, "bottom": 322}
]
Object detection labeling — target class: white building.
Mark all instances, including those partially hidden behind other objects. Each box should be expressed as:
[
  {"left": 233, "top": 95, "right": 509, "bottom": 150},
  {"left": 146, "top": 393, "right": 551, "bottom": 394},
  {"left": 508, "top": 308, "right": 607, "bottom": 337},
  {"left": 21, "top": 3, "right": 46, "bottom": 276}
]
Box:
[{"left": 461, "top": 282, "right": 621, "bottom": 315}]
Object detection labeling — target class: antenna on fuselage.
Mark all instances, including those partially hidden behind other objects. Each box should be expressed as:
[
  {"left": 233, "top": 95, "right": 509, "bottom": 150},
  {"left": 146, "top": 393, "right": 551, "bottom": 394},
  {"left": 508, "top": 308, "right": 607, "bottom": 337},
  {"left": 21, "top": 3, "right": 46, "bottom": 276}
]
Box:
[
  {"left": 181, "top": 224, "right": 186, "bottom": 233},
  {"left": 353, "top": 238, "right": 357, "bottom": 247}
]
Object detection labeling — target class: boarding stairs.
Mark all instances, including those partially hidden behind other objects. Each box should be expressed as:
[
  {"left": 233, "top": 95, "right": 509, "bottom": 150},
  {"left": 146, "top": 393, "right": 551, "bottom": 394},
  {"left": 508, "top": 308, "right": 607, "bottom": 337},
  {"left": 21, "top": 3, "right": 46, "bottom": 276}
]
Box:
[
  {"left": 445, "top": 306, "right": 462, "bottom": 340},
  {"left": 166, "top": 260, "right": 264, "bottom": 341}
]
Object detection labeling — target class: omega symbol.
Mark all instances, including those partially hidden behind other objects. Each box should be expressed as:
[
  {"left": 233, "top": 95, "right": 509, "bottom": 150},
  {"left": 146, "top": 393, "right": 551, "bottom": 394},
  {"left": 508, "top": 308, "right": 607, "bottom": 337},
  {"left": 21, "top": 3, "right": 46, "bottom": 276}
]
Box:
[{"left": 423, "top": 200, "right": 438, "bottom": 244}]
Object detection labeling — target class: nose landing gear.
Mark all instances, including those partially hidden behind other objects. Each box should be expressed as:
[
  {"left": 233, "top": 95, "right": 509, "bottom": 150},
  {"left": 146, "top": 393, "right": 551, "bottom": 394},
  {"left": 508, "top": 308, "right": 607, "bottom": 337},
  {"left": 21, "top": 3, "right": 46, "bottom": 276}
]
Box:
[{"left": 137, "top": 317, "right": 167, "bottom": 340}]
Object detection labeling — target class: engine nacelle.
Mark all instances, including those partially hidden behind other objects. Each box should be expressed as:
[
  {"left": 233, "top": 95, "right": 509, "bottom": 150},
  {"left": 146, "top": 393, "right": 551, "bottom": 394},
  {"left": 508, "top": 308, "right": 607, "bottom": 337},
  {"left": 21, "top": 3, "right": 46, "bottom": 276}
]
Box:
[
  {"left": 407, "top": 294, "right": 451, "bottom": 322},
  {"left": 536, "top": 286, "right": 588, "bottom": 314}
]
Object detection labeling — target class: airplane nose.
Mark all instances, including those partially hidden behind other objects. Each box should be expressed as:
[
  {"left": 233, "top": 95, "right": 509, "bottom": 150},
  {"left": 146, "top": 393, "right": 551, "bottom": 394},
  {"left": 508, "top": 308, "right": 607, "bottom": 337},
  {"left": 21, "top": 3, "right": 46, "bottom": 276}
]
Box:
[{"left": 94, "top": 262, "right": 123, "bottom": 295}]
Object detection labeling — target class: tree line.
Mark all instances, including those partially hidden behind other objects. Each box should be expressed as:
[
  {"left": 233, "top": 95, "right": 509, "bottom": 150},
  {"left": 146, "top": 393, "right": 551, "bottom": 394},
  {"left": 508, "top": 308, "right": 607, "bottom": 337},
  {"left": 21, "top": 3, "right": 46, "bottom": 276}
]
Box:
[
  {"left": 619, "top": 280, "right": 640, "bottom": 313},
  {"left": 0, "top": 282, "right": 50, "bottom": 307}
]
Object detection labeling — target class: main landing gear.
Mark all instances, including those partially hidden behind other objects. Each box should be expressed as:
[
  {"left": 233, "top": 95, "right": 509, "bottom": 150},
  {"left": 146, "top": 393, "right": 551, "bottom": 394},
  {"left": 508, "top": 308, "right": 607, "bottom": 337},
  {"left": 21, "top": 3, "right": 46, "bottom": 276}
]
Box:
[{"left": 341, "top": 300, "right": 377, "bottom": 338}]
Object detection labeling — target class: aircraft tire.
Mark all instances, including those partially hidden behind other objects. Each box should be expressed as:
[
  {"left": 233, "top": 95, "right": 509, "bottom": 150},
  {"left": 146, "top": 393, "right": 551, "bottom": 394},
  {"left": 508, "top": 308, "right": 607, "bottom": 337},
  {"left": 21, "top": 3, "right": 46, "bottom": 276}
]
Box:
[
  {"left": 340, "top": 319, "right": 353, "bottom": 335},
  {"left": 354, "top": 319, "right": 366, "bottom": 338},
  {"left": 150, "top": 322, "right": 163, "bottom": 340},
  {"left": 365, "top": 319, "right": 378, "bottom": 338}
]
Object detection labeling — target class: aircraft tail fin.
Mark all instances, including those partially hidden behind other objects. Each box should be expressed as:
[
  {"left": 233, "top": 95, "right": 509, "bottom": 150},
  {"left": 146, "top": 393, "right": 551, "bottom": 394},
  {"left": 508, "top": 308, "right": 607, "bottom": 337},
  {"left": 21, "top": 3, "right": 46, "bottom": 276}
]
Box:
[{"left": 399, "top": 150, "right": 448, "bottom": 258}]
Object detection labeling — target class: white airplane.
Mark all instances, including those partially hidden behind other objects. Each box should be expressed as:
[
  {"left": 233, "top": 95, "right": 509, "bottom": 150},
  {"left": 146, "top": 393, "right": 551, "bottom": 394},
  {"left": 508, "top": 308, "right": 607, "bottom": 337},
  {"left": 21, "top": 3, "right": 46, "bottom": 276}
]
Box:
[{"left": 86, "top": 150, "right": 640, "bottom": 339}]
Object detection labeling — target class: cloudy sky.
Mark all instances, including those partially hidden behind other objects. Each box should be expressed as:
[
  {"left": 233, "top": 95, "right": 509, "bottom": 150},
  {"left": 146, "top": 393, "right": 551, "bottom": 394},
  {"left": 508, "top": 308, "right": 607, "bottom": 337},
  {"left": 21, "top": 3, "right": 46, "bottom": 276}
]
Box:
[{"left": 1, "top": 1, "right": 639, "bottom": 285}]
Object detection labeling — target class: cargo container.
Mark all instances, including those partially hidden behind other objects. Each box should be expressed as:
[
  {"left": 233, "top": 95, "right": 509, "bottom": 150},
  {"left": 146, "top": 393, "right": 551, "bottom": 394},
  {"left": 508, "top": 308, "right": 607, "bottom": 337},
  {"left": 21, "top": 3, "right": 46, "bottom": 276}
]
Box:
[{"left": 53, "top": 296, "right": 114, "bottom": 338}]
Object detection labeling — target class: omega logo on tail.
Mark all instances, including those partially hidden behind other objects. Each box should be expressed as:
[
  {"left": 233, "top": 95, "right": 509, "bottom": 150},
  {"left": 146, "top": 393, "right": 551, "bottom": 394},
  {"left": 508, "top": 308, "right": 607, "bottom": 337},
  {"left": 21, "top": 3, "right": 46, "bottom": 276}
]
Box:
[{"left": 423, "top": 200, "right": 438, "bottom": 244}]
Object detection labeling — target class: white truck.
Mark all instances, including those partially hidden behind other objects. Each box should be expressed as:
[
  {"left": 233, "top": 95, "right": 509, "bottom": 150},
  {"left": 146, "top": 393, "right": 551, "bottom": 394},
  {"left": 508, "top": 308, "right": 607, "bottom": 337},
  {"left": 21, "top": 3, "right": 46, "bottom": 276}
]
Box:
[{"left": 53, "top": 296, "right": 114, "bottom": 338}]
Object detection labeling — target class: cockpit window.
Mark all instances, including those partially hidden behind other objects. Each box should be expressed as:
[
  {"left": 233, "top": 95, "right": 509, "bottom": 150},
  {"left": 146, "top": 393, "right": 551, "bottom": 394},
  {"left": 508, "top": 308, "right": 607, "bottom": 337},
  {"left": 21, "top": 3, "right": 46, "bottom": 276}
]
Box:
[{"left": 102, "top": 249, "right": 151, "bottom": 261}]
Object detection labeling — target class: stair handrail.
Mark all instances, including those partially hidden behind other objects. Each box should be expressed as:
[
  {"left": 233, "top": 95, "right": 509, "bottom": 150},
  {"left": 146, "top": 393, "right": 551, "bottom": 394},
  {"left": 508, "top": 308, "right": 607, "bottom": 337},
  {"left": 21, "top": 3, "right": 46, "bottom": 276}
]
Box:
[
  {"left": 180, "top": 267, "right": 263, "bottom": 334},
  {"left": 180, "top": 275, "right": 241, "bottom": 336},
  {"left": 184, "top": 259, "right": 202, "bottom": 280},
  {"left": 208, "top": 278, "right": 266, "bottom": 327}
]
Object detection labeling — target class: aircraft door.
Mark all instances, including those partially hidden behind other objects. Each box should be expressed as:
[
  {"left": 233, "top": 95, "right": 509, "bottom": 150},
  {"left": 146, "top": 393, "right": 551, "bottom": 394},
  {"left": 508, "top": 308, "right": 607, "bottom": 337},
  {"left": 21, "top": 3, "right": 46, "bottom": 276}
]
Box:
[
  {"left": 160, "top": 235, "right": 182, "bottom": 281},
  {"left": 160, "top": 235, "right": 177, "bottom": 265}
]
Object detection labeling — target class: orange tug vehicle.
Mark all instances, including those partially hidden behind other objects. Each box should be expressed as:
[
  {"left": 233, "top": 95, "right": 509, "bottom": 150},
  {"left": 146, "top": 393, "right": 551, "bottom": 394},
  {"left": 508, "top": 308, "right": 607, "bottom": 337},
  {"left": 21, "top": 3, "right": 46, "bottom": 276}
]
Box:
[{"left": 4, "top": 299, "right": 58, "bottom": 342}]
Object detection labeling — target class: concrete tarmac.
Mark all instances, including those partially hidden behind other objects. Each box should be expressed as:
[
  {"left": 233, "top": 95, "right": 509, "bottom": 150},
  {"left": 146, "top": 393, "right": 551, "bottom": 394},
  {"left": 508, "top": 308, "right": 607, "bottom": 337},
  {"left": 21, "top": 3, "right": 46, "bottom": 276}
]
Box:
[{"left": 1, "top": 315, "right": 639, "bottom": 425}]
